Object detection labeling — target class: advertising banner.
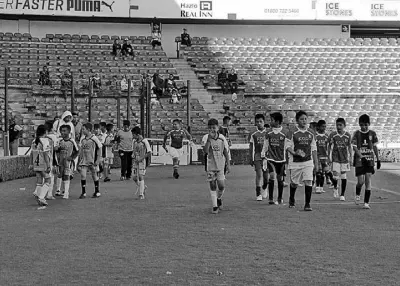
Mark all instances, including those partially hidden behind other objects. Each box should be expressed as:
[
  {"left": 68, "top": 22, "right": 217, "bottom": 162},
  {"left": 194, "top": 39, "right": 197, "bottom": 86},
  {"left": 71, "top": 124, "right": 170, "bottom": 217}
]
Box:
[
  {"left": 315, "top": 0, "right": 356, "bottom": 20},
  {"left": 0, "top": 0, "right": 130, "bottom": 17},
  {"left": 359, "top": 1, "right": 400, "bottom": 20}
]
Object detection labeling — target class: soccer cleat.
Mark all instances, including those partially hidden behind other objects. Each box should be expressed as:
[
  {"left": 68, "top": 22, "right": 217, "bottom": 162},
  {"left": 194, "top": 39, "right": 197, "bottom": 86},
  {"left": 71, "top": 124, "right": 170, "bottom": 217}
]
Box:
[
  {"left": 333, "top": 188, "right": 339, "bottom": 198},
  {"left": 38, "top": 198, "right": 48, "bottom": 206},
  {"left": 104, "top": 177, "right": 111, "bottom": 182},
  {"left": 46, "top": 196, "right": 56, "bottom": 200},
  {"left": 55, "top": 191, "right": 62, "bottom": 196},
  {"left": 120, "top": 176, "right": 125, "bottom": 181},
  {"left": 92, "top": 192, "right": 101, "bottom": 198},
  {"left": 315, "top": 187, "right": 322, "bottom": 194},
  {"left": 355, "top": 195, "right": 361, "bottom": 205},
  {"left": 79, "top": 193, "right": 86, "bottom": 199},
  {"left": 269, "top": 200, "right": 278, "bottom": 205},
  {"left": 321, "top": 188, "right": 326, "bottom": 193},
  {"left": 139, "top": 194, "right": 145, "bottom": 200},
  {"left": 340, "top": 196, "right": 345, "bottom": 201},
  {"left": 363, "top": 203, "right": 370, "bottom": 209},
  {"left": 217, "top": 198, "right": 223, "bottom": 210},
  {"left": 289, "top": 204, "right": 296, "bottom": 208},
  {"left": 277, "top": 199, "right": 284, "bottom": 205},
  {"left": 63, "top": 193, "right": 69, "bottom": 199},
  {"left": 261, "top": 189, "right": 268, "bottom": 199},
  {"left": 212, "top": 207, "right": 219, "bottom": 214},
  {"left": 304, "top": 204, "right": 313, "bottom": 211},
  {"left": 256, "top": 195, "right": 263, "bottom": 201}
]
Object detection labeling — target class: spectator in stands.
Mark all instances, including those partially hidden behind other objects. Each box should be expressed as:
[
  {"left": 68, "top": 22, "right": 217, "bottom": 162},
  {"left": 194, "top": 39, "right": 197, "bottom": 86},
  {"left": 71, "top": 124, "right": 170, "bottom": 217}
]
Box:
[
  {"left": 121, "top": 39, "right": 135, "bottom": 59},
  {"left": 53, "top": 111, "right": 75, "bottom": 140},
  {"left": 112, "top": 39, "right": 121, "bottom": 57},
  {"left": 91, "top": 73, "right": 102, "bottom": 96},
  {"left": 38, "top": 66, "right": 51, "bottom": 87},
  {"left": 60, "top": 69, "right": 72, "bottom": 99},
  {"left": 228, "top": 68, "right": 238, "bottom": 94},
  {"left": 151, "top": 30, "right": 162, "bottom": 49},
  {"left": 152, "top": 73, "right": 164, "bottom": 100},
  {"left": 121, "top": 75, "right": 128, "bottom": 91},
  {"left": 217, "top": 68, "right": 229, "bottom": 94},
  {"left": 181, "top": 28, "right": 192, "bottom": 47},
  {"left": 9, "top": 118, "right": 22, "bottom": 156},
  {"left": 164, "top": 74, "right": 178, "bottom": 96},
  {"left": 170, "top": 89, "right": 181, "bottom": 104},
  {"left": 72, "top": 112, "right": 82, "bottom": 142}
]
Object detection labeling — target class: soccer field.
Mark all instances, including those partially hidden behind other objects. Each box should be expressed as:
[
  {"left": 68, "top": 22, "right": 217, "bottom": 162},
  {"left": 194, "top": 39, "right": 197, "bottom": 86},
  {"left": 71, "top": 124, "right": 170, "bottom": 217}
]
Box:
[{"left": 0, "top": 164, "right": 399, "bottom": 285}]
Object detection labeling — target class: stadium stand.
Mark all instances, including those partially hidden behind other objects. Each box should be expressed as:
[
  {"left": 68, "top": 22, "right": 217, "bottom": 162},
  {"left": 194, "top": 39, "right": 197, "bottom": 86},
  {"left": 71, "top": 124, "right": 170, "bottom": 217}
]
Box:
[
  {"left": 177, "top": 36, "right": 400, "bottom": 144},
  {"left": 0, "top": 33, "right": 209, "bottom": 147}
]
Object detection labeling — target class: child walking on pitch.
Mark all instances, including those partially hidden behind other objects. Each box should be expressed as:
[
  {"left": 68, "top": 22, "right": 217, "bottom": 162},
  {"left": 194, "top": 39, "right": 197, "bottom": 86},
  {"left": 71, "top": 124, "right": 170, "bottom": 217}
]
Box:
[
  {"left": 30, "top": 125, "right": 52, "bottom": 208},
  {"left": 163, "top": 119, "right": 192, "bottom": 179},
  {"left": 55, "top": 125, "right": 79, "bottom": 199},
  {"left": 203, "top": 119, "right": 230, "bottom": 214},
  {"left": 115, "top": 120, "right": 133, "bottom": 180},
  {"left": 131, "top": 127, "right": 152, "bottom": 199},
  {"left": 315, "top": 120, "right": 334, "bottom": 194},
  {"left": 44, "top": 121, "right": 59, "bottom": 200},
  {"left": 103, "top": 123, "right": 115, "bottom": 182},
  {"left": 249, "top": 114, "right": 268, "bottom": 201},
  {"left": 351, "top": 114, "right": 381, "bottom": 209},
  {"left": 262, "top": 112, "right": 288, "bottom": 204},
  {"left": 94, "top": 123, "right": 106, "bottom": 179},
  {"left": 78, "top": 123, "right": 102, "bottom": 199},
  {"left": 328, "top": 118, "right": 352, "bottom": 201},
  {"left": 286, "top": 111, "right": 319, "bottom": 211}
]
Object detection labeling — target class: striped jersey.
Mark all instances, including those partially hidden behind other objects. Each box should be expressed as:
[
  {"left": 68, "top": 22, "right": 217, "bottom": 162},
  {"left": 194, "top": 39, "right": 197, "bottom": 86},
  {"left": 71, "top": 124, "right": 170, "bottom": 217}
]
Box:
[
  {"left": 166, "top": 129, "right": 190, "bottom": 149},
  {"left": 287, "top": 128, "right": 317, "bottom": 168},
  {"left": 79, "top": 135, "right": 102, "bottom": 166},
  {"left": 31, "top": 138, "right": 51, "bottom": 172},
  {"left": 204, "top": 133, "right": 229, "bottom": 172},
  {"left": 329, "top": 131, "right": 352, "bottom": 164},
  {"left": 250, "top": 129, "right": 266, "bottom": 161},
  {"left": 352, "top": 130, "right": 378, "bottom": 167},
  {"left": 58, "top": 138, "right": 79, "bottom": 168},
  {"left": 264, "top": 127, "right": 288, "bottom": 163},
  {"left": 315, "top": 132, "right": 329, "bottom": 159}
]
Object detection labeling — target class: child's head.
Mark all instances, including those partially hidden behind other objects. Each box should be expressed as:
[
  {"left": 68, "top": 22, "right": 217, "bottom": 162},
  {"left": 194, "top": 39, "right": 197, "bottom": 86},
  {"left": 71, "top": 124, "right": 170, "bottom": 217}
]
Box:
[
  {"left": 317, "top": 120, "right": 326, "bottom": 133},
  {"left": 93, "top": 123, "right": 100, "bottom": 135},
  {"left": 270, "top": 112, "right": 283, "bottom": 128},
  {"left": 82, "top": 123, "right": 93, "bottom": 136},
  {"left": 208, "top": 118, "right": 219, "bottom": 135},
  {"left": 295, "top": 110, "right": 308, "bottom": 128},
  {"left": 223, "top": 116, "right": 231, "bottom": 126},
  {"left": 106, "top": 123, "right": 114, "bottom": 133},
  {"left": 35, "top": 125, "right": 47, "bottom": 145},
  {"left": 45, "top": 120, "right": 54, "bottom": 133},
  {"left": 100, "top": 122, "right": 107, "bottom": 132},
  {"left": 123, "top": 120, "right": 130, "bottom": 131},
  {"left": 172, "top": 119, "right": 181, "bottom": 130},
  {"left": 131, "top": 126, "right": 142, "bottom": 140},
  {"left": 255, "top": 114, "right": 265, "bottom": 130},
  {"left": 336, "top": 118, "right": 346, "bottom": 132},
  {"left": 60, "top": 124, "right": 71, "bottom": 139},
  {"left": 359, "top": 114, "right": 370, "bottom": 132},
  {"left": 310, "top": 122, "right": 317, "bottom": 131}
]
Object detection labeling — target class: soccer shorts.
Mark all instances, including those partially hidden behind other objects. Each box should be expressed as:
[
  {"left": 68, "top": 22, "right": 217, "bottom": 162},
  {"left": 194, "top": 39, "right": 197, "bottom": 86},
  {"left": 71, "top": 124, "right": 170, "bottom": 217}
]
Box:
[
  {"left": 267, "top": 161, "right": 285, "bottom": 177},
  {"left": 254, "top": 160, "right": 263, "bottom": 172},
  {"left": 332, "top": 162, "right": 350, "bottom": 175},
  {"left": 36, "top": 170, "right": 51, "bottom": 179},
  {"left": 207, "top": 170, "right": 225, "bottom": 182},
  {"left": 355, "top": 166, "right": 375, "bottom": 177},
  {"left": 58, "top": 161, "right": 74, "bottom": 177},
  {"left": 79, "top": 165, "right": 98, "bottom": 174},
  {"left": 103, "top": 157, "right": 114, "bottom": 165},
  {"left": 318, "top": 158, "right": 330, "bottom": 172},
  {"left": 290, "top": 166, "right": 314, "bottom": 185},
  {"left": 133, "top": 162, "right": 146, "bottom": 177},
  {"left": 169, "top": 147, "right": 184, "bottom": 159}
]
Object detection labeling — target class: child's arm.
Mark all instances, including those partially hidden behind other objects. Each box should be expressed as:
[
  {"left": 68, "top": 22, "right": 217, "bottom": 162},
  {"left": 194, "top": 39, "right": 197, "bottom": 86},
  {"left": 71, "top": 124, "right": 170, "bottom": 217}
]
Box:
[
  {"left": 373, "top": 132, "right": 381, "bottom": 169},
  {"left": 29, "top": 150, "right": 34, "bottom": 169},
  {"left": 249, "top": 142, "right": 254, "bottom": 166},
  {"left": 223, "top": 142, "right": 230, "bottom": 174},
  {"left": 204, "top": 136, "right": 211, "bottom": 155},
  {"left": 311, "top": 137, "right": 319, "bottom": 172},
  {"left": 163, "top": 131, "right": 170, "bottom": 149},
  {"left": 261, "top": 136, "right": 268, "bottom": 160},
  {"left": 184, "top": 129, "right": 192, "bottom": 141}
]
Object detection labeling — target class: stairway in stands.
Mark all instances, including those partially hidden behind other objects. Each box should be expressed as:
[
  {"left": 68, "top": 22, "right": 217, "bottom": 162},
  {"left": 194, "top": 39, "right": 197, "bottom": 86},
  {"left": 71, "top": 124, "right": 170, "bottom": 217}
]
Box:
[{"left": 170, "top": 59, "right": 222, "bottom": 122}]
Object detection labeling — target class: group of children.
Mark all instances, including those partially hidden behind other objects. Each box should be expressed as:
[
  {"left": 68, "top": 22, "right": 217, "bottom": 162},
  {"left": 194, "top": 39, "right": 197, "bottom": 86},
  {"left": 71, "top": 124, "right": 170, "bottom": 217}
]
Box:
[
  {"left": 29, "top": 109, "right": 381, "bottom": 213},
  {"left": 248, "top": 111, "right": 381, "bottom": 211}
]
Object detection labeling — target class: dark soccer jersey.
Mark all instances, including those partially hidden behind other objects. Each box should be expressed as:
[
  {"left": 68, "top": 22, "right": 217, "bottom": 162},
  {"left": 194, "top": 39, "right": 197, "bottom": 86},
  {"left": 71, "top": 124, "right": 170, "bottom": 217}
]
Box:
[
  {"left": 265, "top": 127, "right": 288, "bottom": 163},
  {"left": 167, "top": 129, "right": 189, "bottom": 149},
  {"left": 329, "top": 131, "right": 351, "bottom": 164},
  {"left": 219, "top": 126, "right": 230, "bottom": 144},
  {"left": 288, "top": 128, "right": 315, "bottom": 163},
  {"left": 80, "top": 135, "right": 101, "bottom": 166},
  {"left": 316, "top": 132, "right": 329, "bottom": 159},
  {"left": 352, "top": 130, "right": 378, "bottom": 167},
  {"left": 250, "top": 129, "right": 266, "bottom": 161}
]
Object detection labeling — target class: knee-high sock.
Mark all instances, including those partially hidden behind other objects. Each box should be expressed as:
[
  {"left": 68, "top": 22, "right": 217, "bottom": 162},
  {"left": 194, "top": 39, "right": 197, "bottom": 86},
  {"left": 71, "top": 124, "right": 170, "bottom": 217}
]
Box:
[
  {"left": 139, "top": 180, "right": 145, "bottom": 195},
  {"left": 341, "top": 179, "right": 347, "bottom": 196},
  {"left": 94, "top": 180, "right": 100, "bottom": 193},
  {"left": 56, "top": 178, "right": 62, "bottom": 192},
  {"left": 364, "top": 190, "right": 371, "bottom": 203},
  {"left": 289, "top": 185, "right": 297, "bottom": 205},
  {"left": 217, "top": 188, "right": 225, "bottom": 199},
  {"left": 277, "top": 181, "right": 284, "bottom": 200},
  {"left": 356, "top": 185, "right": 362, "bottom": 196},
  {"left": 305, "top": 185, "right": 313, "bottom": 205},
  {"left": 39, "top": 183, "right": 49, "bottom": 200},
  {"left": 268, "top": 179, "right": 274, "bottom": 200},
  {"left": 256, "top": 186, "right": 261, "bottom": 197},
  {"left": 47, "top": 175, "right": 54, "bottom": 197},
  {"left": 81, "top": 180, "right": 86, "bottom": 194},
  {"left": 210, "top": 190, "right": 218, "bottom": 207},
  {"left": 33, "top": 184, "right": 41, "bottom": 196},
  {"left": 63, "top": 180, "right": 70, "bottom": 196}
]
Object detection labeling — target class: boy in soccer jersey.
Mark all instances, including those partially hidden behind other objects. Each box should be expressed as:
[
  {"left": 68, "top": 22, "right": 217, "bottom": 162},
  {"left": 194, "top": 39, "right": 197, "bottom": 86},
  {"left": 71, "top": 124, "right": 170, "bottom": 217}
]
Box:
[
  {"left": 163, "top": 119, "right": 192, "bottom": 179},
  {"left": 103, "top": 123, "right": 115, "bottom": 182},
  {"left": 328, "top": 118, "right": 353, "bottom": 201},
  {"left": 44, "top": 121, "right": 58, "bottom": 200},
  {"left": 249, "top": 114, "right": 268, "bottom": 201},
  {"left": 219, "top": 116, "right": 232, "bottom": 147},
  {"left": 352, "top": 114, "right": 381, "bottom": 209},
  {"left": 94, "top": 123, "right": 106, "bottom": 178},
  {"left": 30, "top": 125, "right": 52, "bottom": 208},
  {"left": 132, "top": 126, "right": 152, "bottom": 199},
  {"left": 203, "top": 118, "right": 230, "bottom": 214},
  {"left": 55, "top": 125, "right": 79, "bottom": 199},
  {"left": 78, "top": 123, "right": 102, "bottom": 199},
  {"left": 286, "top": 111, "right": 319, "bottom": 211},
  {"left": 261, "top": 112, "right": 288, "bottom": 205},
  {"left": 315, "top": 120, "right": 334, "bottom": 194}
]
